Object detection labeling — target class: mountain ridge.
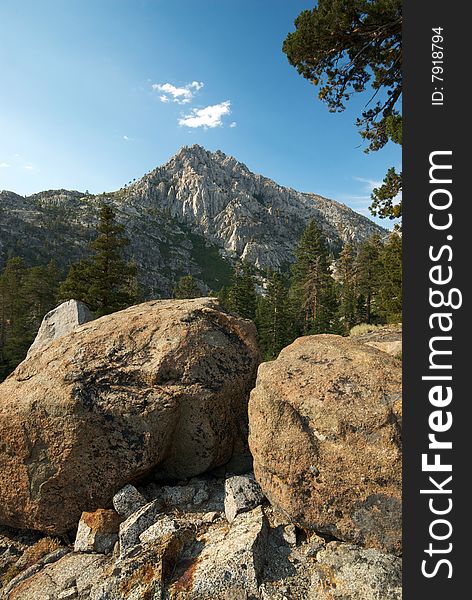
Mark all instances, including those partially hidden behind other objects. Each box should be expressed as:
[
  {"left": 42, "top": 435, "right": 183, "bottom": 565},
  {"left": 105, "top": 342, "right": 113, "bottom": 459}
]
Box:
[{"left": 0, "top": 145, "right": 386, "bottom": 295}]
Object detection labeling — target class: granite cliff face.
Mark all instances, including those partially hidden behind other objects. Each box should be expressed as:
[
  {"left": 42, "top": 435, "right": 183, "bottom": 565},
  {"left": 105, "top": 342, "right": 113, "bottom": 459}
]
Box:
[
  {"left": 0, "top": 145, "right": 385, "bottom": 295},
  {"left": 124, "top": 145, "right": 384, "bottom": 268}
]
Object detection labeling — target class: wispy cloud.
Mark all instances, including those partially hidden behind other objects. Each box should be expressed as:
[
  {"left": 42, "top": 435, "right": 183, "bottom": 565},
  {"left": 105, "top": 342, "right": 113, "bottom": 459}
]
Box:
[
  {"left": 24, "top": 164, "right": 35, "bottom": 171},
  {"left": 0, "top": 162, "right": 10, "bottom": 168},
  {"left": 152, "top": 81, "right": 204, "bottom": 104},
  {"left": 229, "top": 121, "right": 237, "bottom": 128},
  {"left": 340, "top": 176, "right": 401, "bottom": 227},
  {"left": 123, "top": 135, "right": 133, "bottom": 141},
  {"left": 339, "top": 177, "right": 382, "bottom": 217},
  {"left": 353, "top": 176, "right": 382, "bottom": 190},
  {"left": 179, "top": 101, "right": 231, "bottom": 129}
]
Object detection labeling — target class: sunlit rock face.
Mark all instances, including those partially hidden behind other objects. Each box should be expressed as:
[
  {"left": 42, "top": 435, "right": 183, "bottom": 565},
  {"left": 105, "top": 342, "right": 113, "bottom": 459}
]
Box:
[{"left": 0, "top": 145, "right": 385, "bottom": 295}]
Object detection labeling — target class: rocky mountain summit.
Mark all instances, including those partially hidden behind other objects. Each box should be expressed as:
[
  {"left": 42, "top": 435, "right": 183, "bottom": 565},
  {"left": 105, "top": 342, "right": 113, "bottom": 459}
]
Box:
[
  {"left": 0, "top": 146, "right": 385, "bottom": 295},
  {"left": 0, "top": 298, "right": 402, "bottom": 599},
  {"left": 123, "top": 145, "right": 384, "bottom": 268}
]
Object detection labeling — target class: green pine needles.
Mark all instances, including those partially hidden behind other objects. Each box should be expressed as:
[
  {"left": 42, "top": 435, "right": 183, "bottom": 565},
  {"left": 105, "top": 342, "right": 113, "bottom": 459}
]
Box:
[
  {"left": 0, "top": 214, "right": 402, "bottom": 379},
  {"left": 59, "top": 204, "right": 139, "bottom": 317},
  {"left": 220, "top": 220, "right": 402, "bottom": 361}
]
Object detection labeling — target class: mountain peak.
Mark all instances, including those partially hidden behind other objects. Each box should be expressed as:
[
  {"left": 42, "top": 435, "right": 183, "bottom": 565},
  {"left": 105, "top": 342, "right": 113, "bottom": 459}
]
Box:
[
  {"left": 1, "top": 147, "right": 386, "bottom": 297},
  {"left": 124, "top": 145, "right": 385, "bottom": 271},
  {"left": 169, "top": 144, "right": 232, "bottom": 167}
]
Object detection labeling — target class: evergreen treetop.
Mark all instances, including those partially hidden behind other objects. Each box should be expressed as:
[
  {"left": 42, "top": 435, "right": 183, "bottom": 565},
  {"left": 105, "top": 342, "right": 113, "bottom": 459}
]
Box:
[
  {"left": 283, "top": 0, "right": 402, "bottom": 222},
  {"left": 59, "top": 204, "right": 138, "bottom": 316}
]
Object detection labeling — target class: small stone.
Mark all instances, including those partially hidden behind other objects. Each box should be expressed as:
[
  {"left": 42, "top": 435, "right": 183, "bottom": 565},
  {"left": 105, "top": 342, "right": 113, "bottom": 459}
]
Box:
[
  {"left": 58, "top": 588, "right": 78, "bottom": 599},
  {"left": 202, "top": 511, "right": 220, "bottom": 523},
  {"left": 74, "top": 509, "right": 121, "bottom": 554},
  {"left": 224, "top": 475, "right": 264, "bottom": 523},
  {"left": 119, "top": 500, "right": 162, "bottom": 557},
  {"left": 139, "top": 516, "right": 178, "bottom": 545},
  {"left": 282, "top": 524, "right": 297, "bottom": 546},
  {"left": 112, "top": 484, "right": 147, "bottom": 518}
]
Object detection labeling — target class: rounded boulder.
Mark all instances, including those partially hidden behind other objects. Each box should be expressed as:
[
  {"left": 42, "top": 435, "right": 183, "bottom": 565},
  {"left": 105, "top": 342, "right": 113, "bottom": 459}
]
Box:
[
  {"left": 0, "top": 298, "right": 260, "bottom": 534},
  {"left": 248, "top": 334, "right": 402, "bottom": 554}
]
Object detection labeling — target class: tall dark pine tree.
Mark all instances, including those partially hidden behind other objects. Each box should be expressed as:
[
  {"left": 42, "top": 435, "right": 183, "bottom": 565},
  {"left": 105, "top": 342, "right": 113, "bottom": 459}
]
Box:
[
  {"left": 256, "top": 271, "right": 293, "bottom": 359},
  {"left": 0, "top": 258, "right": 63, "bottom": 380},
  {"left": 59, "top": 204, "right": 138, "bottom": 316},
  {"left": 226, "top": 262, "right": 257, "bottom": 321},
  {"left": 290, "top": 220, "right": 339, "bottom": 334},
  {"left": 355, "top": 234, "right": 384, "bottom": 323},
  {"left": 0, "top": 258, "right": 29, "bottom": 377},
  {"left": 379, "top": 232, "right": 402, "bottom": 322},
  {"left": 337, "top": 243, "right": 358, "bottom": 332},
  {"left": 173, "top": 275, "right": 203, "bottom": 299}
]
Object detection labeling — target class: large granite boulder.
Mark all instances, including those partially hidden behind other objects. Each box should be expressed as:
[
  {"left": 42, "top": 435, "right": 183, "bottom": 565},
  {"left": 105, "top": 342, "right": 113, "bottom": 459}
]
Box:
[
  {"left": 0, "top": 298, "right": 260, "bottom": 534},
  {"left": 248, "top": 334, "right": 402, "bottom": 554},
  {"left": 27, "top": 300, "right": 94, "bottom": 356}
]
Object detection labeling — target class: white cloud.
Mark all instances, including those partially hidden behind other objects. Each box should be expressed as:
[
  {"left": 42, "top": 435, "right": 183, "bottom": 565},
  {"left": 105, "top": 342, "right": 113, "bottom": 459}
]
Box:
[
  {"left": 353, "top": 176, "right": 383, "bottom": 191},
  {"left": 179, "top": 101, "right": 231, "bottom": 129},
  {"left": 0, "top": 162, "right": 10, "bottom": 168},
  {"left": 229, "top": 121, "right": 237, "bottom": 128},
  {"left": 340, "top": 175, "right": 401, "bottom": 225},
  {"left": 123, "top": 135, "right": 133, "bottom": 141},
  {"left": 24, "top": 164, "right": 35, "bottom": 171},
  {"left": 152, "top": 81, "right": 204, "bottom": 104}
]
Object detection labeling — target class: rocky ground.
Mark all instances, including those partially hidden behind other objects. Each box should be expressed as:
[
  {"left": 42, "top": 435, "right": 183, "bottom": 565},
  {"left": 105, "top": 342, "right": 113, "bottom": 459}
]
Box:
[
  {"left": 1, "top": 475, "right": 402, "bottom": 599},
  {"left": 0, "top": 300, "right": 402, "bottom": 599}
]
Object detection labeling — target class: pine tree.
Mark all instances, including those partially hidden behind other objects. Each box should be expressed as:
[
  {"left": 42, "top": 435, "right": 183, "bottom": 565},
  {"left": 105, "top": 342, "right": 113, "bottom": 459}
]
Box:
[
  {"left": 23, "top": 261, "right": 62, "bottom": 331},
  {"left": 283, "top": 0, "right": 402, "bottom": 223},
  {"left": 256, "top": 271, "right": 293, "bottom": 359},
  {"left": 355, "top": 234, "right": 384, "bottom": 324},
  {"left": 337, "top": 243, "right": 358, "bottom": 333},
  {"left": 379, "top": 233, "right": 402, "bottom": 322},
  {"left": 59, "top": 204, "right": 138, "bottom": 316},
  {"left": 173, "top": 275, "right": 203, "bottom": 299},
  {"left": 226, "top": 262, "right": 257, "bottom": 320},
  {"left": 217, "top": 286, "right": 231, "bottom": 311},
  {"left": 290, "top": 220, "right": 339, "bottom": 334},
  {"left": 0, "top": 258, "right": 63, "bottom": 380},
  {"left": 0, "top": 258, "right": 29, "bottom": 376},
  {"left": 58, "top": 262, "right": 90, "bottom": 305}
]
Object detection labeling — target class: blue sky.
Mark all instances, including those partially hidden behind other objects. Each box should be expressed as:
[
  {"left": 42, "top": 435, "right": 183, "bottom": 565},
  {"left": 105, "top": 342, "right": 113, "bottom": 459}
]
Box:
[{"left": 0, "top": 0, "right": 400, "bottom": 225}]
